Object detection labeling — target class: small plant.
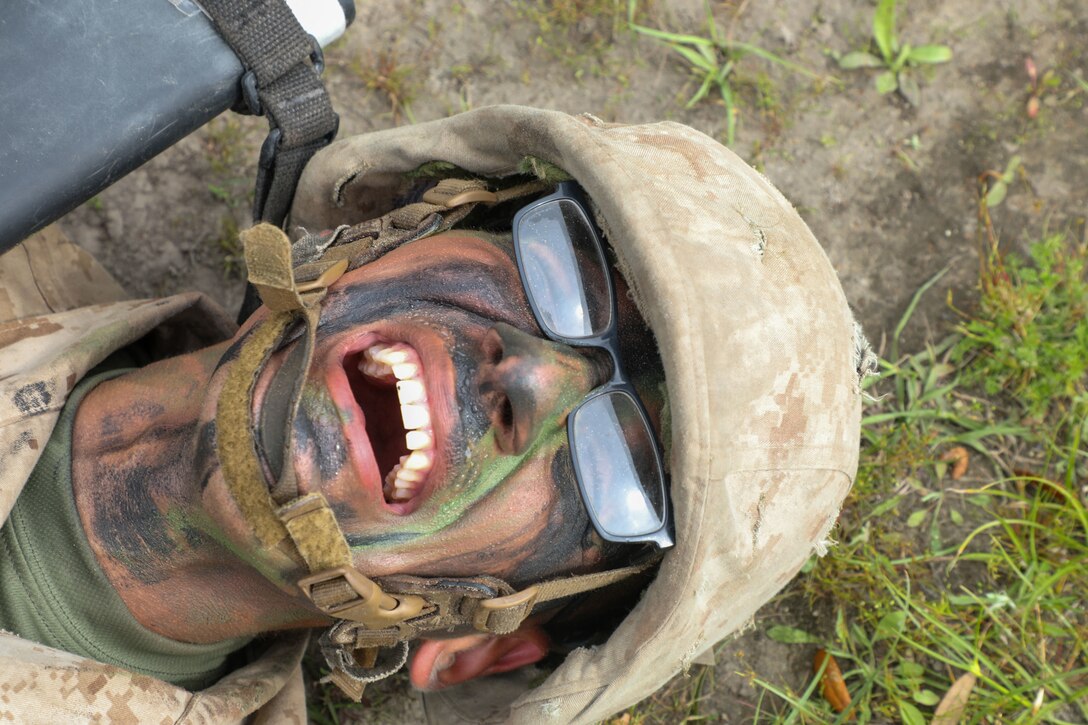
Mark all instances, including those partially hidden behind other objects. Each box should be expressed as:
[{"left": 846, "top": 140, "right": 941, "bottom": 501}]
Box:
[
  {"left": 953, "top": 232, "right": 1088, "bottom": 423},
  {"left": 838, "top": 0, "right": 951, "bottom": 104},
  {"left": 628, "top": 1, "right": 826, "bottom": 145},
  {"left": 517, "top": 0, "right": 627, "bottom": 76},
  {"left": 213, "top": 213, "right": 244, "bottom": 279},
  {"left": 979, "top": 155, "right": 1022, "bottom": 208},
  {"left": 352, "top": 50, "right": 417, "bottom": 124}
]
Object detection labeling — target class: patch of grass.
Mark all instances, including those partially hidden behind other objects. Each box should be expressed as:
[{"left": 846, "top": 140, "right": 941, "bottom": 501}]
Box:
[
  {"left": 202, "top": 116, "right": 249, "bottom": 176},
  {"left": 212, "top": 213, "right": 244, "bottom": 280},
  {"left": 351, "top": 50, "right": 418, "bottom": 124},
  {"left": 624, "top": 229, "right": 1087, "bottom": 722},
  {"left": 516, "top": 0, "right": 628, "bottom": 77},
  {"left": 760, "top": 244, "right": 1086, "bottom": 721},
  {"left": 609, "top": 664, "right": 716, "bottom": 724},
  {"left": 628, "top": 0, "right": 828, "bottom": 145},
  {"left": 838, "top": 0, "right": 952, "bottom": 105},
  {"left": 200, "top": 116, "right": 257, "bottom": 216},
  {"left": 953, "top": 231, "right": 1088, "bottom": 424}
]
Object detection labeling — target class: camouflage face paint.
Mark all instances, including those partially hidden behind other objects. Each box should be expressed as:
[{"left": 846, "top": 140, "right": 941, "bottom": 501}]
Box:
[
  {"left": 187, "top": 231, "right": 665, "bottom": 587},
  {"left": 261, "top": 233, "right": 611, "bottom": 585},
  {"left": 66, "top": 228, "right": 664, "bottom": 642}
]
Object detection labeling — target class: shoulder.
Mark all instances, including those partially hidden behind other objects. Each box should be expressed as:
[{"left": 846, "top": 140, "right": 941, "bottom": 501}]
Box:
[
  {"left": 0, "top": 225, "right": 127, "bottom": 322},
  {"left": 0, "top": 630, "right": 309, "bottom": 723}
]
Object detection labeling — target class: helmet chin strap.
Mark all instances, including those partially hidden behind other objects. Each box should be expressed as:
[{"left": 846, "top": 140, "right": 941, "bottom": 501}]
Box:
[{"left": 215, "top": 178, "right": 656, "bottom": 699}]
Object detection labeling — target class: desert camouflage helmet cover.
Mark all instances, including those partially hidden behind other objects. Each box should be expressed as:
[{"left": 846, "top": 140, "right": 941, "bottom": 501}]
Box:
[{"left": 290, "top": 105, "right": 862, "bottom": 723}]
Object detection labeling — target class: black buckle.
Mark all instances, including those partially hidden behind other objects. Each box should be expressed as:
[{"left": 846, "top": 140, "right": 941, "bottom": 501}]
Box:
[
  {"left": 239, "top": 70, "right": 262, "bottom": 115},
  {"left": 309, "top": 34, "right": 325, "bottom": 75},
  {"left": 252, "top": 112, "right": 339, "bottom": 222},
  {"left": 258, "top": 127, "right": 284, "bottom": 172},
  {"left": 256, "top": 112, "right": 340, "bottom": 174},
  {"left": 235, "top": 35, "right": 326, "bottom": 117}
]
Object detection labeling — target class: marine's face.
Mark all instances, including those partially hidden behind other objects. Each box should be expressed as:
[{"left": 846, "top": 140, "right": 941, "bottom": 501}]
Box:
[{"left": 209, "top": 231, "right": 663, "bottom": 586}]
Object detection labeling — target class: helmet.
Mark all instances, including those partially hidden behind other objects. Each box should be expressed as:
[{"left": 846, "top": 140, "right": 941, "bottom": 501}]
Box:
[{"left": 273, "top": 105, "right": 863, "bottom": 721}]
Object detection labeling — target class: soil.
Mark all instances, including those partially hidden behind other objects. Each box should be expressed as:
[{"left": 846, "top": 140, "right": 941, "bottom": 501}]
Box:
[{"left": 54, "top": 0, "right": 1087, "bottom": 720}]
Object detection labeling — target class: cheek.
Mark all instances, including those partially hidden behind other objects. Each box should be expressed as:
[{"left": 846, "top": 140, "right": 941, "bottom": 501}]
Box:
[{"left": 359, "top": 454, "right": 569, "bottom": 580}]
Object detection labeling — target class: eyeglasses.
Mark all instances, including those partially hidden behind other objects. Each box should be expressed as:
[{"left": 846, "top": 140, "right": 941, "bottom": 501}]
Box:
[{"left": 512, "top": 182, "right": 673, "bottom": 550}]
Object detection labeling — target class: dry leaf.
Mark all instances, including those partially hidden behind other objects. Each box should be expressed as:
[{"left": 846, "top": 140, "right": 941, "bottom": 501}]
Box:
[
  {"left": 608, "top": 714, "right": 631, "bottom": 725},
  {"left": 932, "top": 672, "right": 977, "bottom": 724},
  {"left": 814, "top": 649, "right": 851, "bottom": 714},
  {"left": 941, "top": 446, "right": 969, "bottom": 479},
  {"left": 1013, "top": 468, "right": 1066, "bottom": 501}
]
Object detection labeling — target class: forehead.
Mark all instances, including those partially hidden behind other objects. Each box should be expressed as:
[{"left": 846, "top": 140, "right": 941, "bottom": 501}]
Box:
[
  {"left": 335, "top": 228, "right": 658, "bottom": 355},
  {"left": 334, "top": 230, "right": 537, "bottom": 329}
]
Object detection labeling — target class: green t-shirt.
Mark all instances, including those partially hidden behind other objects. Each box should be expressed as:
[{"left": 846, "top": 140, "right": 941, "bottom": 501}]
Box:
[{"left": 0, "top": 368, "right": 251, "bottom": 690}]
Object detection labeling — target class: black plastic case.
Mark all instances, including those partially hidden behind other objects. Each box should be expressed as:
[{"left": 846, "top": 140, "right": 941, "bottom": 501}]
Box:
[{"left": 0, "top": 0, "right": 353, "bottom": 254}]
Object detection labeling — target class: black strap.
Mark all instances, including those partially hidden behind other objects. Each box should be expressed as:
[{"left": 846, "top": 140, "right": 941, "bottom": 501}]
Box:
[{"left": 200, "top": 0, "right": 340, "bottom": 225}]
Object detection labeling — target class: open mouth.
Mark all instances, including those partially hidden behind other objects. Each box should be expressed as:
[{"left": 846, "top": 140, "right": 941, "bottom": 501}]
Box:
[{"left": 344, "top": 342, "right": 436, "bottom": 505}]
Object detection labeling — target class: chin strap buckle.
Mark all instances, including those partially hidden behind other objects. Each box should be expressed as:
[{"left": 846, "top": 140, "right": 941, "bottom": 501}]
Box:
[
  {"left": 472, "top": 586, "right": 541, "bottom": 635},
  {"left": 299, "top": 565, "right": 428, "bottom": 630}
]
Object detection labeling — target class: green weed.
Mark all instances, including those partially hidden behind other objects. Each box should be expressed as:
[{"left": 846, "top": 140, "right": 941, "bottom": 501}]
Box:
[
  {"left": 953, "top": 232, "right": 1088, "bottom": 424},
  {"left": 838, "top": 0, "right": 952, "bottom": 105},
  {"left": 628, "top": 1, "right": 826, "bottom": 145},
  {"left": 979, "top": 155, "right": 1023, "bottom": 208},
  {"left": 351, "top": 50, "right": 417, "bottom": 124},
  {"left": 212, "top": 213, "right": 244, "bottom": 280}
]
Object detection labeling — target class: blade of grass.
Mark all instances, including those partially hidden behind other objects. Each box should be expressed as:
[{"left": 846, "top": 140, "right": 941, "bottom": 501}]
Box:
[{"left": 873, "top": 0, "right": 897, "bottom": 62}]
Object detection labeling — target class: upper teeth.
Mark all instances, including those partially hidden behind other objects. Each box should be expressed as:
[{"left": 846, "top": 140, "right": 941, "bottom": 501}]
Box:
[{"left": 361, "top": 342, "right": 436, "bottom": 504}]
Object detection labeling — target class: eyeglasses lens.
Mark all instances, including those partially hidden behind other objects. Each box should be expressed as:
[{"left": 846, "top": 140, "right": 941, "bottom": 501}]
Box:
[
  {"left": 516, "top": 199, "right": 611, "bottom": 339},
  {"left": 571, "top": 391, "right": 665, "bottom": 538}
]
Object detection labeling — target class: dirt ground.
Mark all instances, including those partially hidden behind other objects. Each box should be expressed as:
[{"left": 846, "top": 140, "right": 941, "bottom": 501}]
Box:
[{"left": 57, "top": 0, "right": 1087, "bottom": 720}]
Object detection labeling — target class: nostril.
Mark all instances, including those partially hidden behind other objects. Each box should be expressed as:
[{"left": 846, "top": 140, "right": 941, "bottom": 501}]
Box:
[
  {"left": 484, "top": 391, "right": 519, "bottom": 454},
  {"left": 500, "top": 396, "right": 514, "bottom": 430}
]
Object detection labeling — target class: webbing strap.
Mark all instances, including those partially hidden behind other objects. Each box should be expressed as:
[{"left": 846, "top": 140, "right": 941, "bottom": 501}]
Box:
[
  {"left": 199, "top": 0, "right": 339, "bottom": 225},
  {"left": 225, "top": 223, "right": 429, "bottom": 634},
  {"left": 472, "top": 561, "right": 657, "bottom": 635},
  {"left": 533, "top": 561, "right": 654, "bottom": 603},
  {"left": 311, "top": 178, "right": 552, "bottom": 273},
  {"left": 277, "top": 493, "right": 352, "bottom": 572},
  {"left": 215, "top": 311, "right": 293, "bottom": 547},
  {"left": 243, "top": 223, "right": 349, "bottom": 312},
  {"left": 240, "top": 224, "right": 347, "bottom": 501},
  {"left": 218, "top": 224, "right": 349, "bottom": 553}
]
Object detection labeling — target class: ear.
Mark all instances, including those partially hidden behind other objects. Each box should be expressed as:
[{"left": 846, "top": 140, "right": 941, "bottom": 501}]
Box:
[{"left": 409, "top": 626, "right": 550, "bottom": 691}]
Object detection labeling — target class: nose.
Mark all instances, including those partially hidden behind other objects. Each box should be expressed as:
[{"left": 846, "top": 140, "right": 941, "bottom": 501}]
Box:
[{"left": 477, "top": 323, "right": 603, "bottom": 455}]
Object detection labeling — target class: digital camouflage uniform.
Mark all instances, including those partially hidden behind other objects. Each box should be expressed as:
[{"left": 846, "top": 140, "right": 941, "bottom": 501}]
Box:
[{"left": 0, "top": 227, "right": 309, "bottom": 724}]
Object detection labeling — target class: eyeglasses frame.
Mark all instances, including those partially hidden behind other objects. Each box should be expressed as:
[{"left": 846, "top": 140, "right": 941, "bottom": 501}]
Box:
[{"left": 511, "top": 181, "right": 674, "bottom": 550}]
